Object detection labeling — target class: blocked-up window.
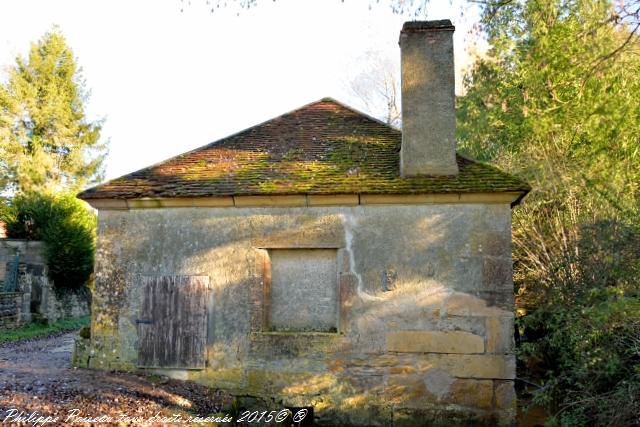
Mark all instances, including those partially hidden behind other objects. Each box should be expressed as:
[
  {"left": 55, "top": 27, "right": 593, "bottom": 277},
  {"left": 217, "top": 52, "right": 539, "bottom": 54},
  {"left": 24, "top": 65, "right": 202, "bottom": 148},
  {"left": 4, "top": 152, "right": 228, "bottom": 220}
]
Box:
[{"left": 268, "top": 249, "right": 338, "bottom": 332}]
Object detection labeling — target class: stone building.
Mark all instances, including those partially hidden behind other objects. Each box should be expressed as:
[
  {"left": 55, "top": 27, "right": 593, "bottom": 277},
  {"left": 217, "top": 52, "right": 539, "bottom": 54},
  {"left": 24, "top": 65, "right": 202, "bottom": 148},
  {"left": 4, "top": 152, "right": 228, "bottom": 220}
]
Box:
[{"left": 78, "top": 20, "right": 529, "bottom": 426}]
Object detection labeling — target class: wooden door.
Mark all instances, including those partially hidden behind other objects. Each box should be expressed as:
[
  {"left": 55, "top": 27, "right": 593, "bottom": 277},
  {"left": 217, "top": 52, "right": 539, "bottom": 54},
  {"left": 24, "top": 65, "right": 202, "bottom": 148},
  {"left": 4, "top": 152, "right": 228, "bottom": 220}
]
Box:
[{"left": 137, "top": 275, "right": 208, "bottom": 369}]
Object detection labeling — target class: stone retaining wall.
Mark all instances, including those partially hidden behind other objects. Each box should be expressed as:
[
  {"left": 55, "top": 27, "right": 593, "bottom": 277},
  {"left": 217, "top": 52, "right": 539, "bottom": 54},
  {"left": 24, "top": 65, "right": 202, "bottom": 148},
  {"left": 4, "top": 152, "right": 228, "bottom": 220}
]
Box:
[
  {"left": 0, "top": 292, "right": 23, "bottom": 329},
  {"left": 0, "top": 239, "right": 90, "bottom": 328},
  {"left": 39, "top": 282, "right": 90, "bottom": 323}
]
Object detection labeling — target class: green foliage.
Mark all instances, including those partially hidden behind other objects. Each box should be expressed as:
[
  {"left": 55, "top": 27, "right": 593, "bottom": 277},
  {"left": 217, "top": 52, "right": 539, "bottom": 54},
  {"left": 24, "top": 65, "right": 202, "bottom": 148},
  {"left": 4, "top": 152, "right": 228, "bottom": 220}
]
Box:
[
  {"left": 0, "top": 28, "right": 106, "bottom": 194},
  {"left": 458, "top": 0, "right": 640, "bottom": 424},
  {"left": 458, "top": 0, "right": 640, "bottom": 214},
  {"left": 0, "top": 315, "right": 90, "bottom": 345},
  {"left": 2, "top": 192, "right": 96, "bottom": 290},
  {"left": 514, "top": 200, "right": 640, "bottom": 425},
  {"left": 78, "top": 326, "right": 91, "bottom": 339}
]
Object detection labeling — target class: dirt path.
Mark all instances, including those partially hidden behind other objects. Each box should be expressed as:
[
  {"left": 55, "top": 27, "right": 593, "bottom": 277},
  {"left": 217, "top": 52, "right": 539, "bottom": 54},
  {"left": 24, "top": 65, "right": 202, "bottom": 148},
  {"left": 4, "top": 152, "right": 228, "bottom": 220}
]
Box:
[{"left": 0, "top": 332, "right": 235, "bottom": 426}]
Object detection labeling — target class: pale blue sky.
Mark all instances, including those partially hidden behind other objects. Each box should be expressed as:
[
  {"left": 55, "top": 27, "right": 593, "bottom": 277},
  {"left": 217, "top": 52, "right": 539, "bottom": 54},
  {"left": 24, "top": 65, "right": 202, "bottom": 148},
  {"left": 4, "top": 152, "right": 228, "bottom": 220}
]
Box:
[{"left": 0, "top": 0, "right": 482, "bottom": 183}]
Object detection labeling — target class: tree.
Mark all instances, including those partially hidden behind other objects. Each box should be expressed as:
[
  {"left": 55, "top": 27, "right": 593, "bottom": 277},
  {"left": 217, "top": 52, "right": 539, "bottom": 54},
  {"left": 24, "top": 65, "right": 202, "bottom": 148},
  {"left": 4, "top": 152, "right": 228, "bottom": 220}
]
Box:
[
  {"left": 348, "top": 51, "right": 401, "bottom": 128},
  {"left": 458, "top": 0, "right": 640, "bottom": 214},
  {"left": 1, "top": 191, "right": 96, "bottom": 291},
  {"left": 457, "top": 0, "right": 640, "bottom": 424},
  {"left": 0, "top": 28, "right": 106, "bottom": 195}
]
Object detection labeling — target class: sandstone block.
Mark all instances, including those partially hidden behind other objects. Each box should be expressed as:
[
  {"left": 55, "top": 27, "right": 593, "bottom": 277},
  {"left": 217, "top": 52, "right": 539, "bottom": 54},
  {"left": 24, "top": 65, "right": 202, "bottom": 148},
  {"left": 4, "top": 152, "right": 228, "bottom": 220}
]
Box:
[
  {"left": 444, "top": 292, "right": 512, "bottom": 317},
  {"left": 417, "top": 354, "right": 516, "bottom": 379},
  {"left": 386, "top": 374, "right": 433, "bottom": 406},
  {"left": 386, "top": 330, "right": 484, "bottom": 354},
  {"left": 486, "top": 316, "right": 514, "bottom": 354},
  {"left": 447, "top": 379, "right": 494, "bottom": 409},
  {"left": 494, "top": 380, "right": 516, "bottom": 410}
]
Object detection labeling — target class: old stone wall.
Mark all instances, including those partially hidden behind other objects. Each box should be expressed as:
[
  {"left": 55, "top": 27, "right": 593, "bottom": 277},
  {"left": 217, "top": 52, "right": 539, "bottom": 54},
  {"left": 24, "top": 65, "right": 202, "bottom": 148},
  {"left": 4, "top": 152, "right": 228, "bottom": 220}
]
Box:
[
  {"left": 90, "top": 204, "right": 516, "bottom": 426},
  {"left": 0, "top": 292, "right": 23, "bottom": 329},
  {"left": 28, "top": 273, "right": 90, "bottom": 324},
  {"left": 0, "top": 239, "right": 46, "bottom": 285},
  {"left": 0, "top": 239, "right": 44, "bottom": 329},
  {"left": 0, "top": 239, "right": 90, "bottom": 327}
]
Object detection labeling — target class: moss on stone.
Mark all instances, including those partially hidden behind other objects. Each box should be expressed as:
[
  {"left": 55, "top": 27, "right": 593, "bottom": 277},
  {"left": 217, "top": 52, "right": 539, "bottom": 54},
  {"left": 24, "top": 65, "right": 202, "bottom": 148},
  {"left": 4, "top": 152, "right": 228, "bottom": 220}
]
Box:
[{"left": 78, "top": 99, "right": 530, "bottom": 200}]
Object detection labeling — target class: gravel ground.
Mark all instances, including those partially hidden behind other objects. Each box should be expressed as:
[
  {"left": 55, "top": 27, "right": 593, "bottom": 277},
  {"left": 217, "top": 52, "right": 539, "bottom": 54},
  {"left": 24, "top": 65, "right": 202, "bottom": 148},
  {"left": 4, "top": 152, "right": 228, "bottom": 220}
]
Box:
[
  {"left": 0, "top": 331, "right": 542, "bottom": 426},
  {"left": 0, "top": 332, "right": 237, "bottom": 426}
]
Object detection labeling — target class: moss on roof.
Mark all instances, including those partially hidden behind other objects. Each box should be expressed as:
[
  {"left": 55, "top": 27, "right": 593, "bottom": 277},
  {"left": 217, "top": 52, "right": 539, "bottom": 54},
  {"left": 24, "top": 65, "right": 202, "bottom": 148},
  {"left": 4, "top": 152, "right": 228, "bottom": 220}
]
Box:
[{"left": 78, "top": 98, "right": 530, "bottom": 200}]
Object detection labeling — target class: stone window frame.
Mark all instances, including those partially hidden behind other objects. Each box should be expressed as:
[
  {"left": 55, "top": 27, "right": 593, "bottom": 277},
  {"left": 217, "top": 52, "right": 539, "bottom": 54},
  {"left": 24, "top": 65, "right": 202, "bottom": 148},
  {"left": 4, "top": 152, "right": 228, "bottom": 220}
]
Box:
[{"left": 250, "top": 246, "right": 353, "bottom": 335}]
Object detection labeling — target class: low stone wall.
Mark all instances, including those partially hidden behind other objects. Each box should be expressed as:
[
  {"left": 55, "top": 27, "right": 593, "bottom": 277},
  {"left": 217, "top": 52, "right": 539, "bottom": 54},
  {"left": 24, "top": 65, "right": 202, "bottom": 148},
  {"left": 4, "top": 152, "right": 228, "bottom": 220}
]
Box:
[
  {"left": 0, "top": 292, "right": 23, "bottom": 329},
  {"left": 40, "top": 283, "right": 90, "bottom": 324},
  {"left": 0, "top": 239, "right": 90, "bottom": 327},
  {"left": 20, "top": 266, "right": 90, "bottom": 324},
  {"left": 0, "top": 240, "right": 46, "bottom": 285}
]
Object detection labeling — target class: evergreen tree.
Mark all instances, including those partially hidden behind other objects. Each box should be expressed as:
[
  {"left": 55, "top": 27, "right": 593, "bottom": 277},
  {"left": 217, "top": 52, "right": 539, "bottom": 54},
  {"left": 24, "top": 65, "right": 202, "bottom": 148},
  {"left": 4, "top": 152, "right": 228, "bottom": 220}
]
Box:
[
  {"left": 0, "top": 28, "right": 106, "bottom": 194},
  {"left": 457, "top": 1, "right": 640, "bottom": 424},
  {"left": 458, "top": 0, "right": 640, "bottom": 216}
]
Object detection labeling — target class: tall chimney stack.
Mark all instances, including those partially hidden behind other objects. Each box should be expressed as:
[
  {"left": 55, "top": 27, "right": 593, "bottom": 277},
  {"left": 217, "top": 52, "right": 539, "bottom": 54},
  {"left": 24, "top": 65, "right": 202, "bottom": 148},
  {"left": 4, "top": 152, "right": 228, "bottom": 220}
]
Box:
[{"left": 399, "top": 20, "right": 458, "bottom": 176}]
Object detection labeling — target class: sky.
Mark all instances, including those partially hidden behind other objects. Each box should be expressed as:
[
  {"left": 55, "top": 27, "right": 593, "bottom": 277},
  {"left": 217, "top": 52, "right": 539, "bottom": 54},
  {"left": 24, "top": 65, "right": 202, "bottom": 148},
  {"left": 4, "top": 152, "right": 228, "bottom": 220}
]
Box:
[{"left": 0, "top": 0, "right": 483, "bottom": 183}]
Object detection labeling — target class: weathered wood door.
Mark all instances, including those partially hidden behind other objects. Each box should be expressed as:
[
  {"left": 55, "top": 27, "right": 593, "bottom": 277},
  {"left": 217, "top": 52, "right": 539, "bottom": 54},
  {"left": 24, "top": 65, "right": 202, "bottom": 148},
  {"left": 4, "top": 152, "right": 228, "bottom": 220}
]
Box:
[{"left": 137, "top": 275, "right": 208, "bottom": 369}]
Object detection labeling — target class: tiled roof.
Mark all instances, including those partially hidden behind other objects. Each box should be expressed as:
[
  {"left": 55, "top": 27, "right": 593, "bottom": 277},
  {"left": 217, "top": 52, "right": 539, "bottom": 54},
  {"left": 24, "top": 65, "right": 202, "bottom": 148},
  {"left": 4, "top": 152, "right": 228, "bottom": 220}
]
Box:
[{"left": 78, "top": 98, "right": 530, "bottom": 200}]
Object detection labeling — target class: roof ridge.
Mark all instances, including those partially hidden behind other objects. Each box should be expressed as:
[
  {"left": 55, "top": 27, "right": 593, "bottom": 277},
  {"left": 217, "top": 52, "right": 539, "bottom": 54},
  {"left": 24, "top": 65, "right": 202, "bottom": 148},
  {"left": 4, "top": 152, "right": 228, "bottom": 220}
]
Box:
[{"left": 79, "top": 97, "right": 398, "bottom": 193}]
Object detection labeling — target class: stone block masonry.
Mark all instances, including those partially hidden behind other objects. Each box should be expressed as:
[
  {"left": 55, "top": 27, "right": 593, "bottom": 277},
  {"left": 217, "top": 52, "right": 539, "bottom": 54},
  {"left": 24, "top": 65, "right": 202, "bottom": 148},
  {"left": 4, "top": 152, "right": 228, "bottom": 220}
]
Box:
[
  {"left": 385, "top": 331, "right": 485, "bottom": 354},
  {"left": 88, "top": 203, "right": 516, "bottom": 426},
  {"left": 0, "top": 292, "right": 23, "bottom": 329},
  {"left": 400, "top": 20, "right": 458, "bottom": 176},
  {"left": 0, "top": 239, "right": 90, "bottom": 329}
]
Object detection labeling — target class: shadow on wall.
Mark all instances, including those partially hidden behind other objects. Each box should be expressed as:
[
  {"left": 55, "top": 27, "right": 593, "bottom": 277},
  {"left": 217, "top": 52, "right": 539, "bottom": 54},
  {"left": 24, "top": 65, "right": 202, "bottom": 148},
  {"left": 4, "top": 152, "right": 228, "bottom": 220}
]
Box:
[{"left": 90, "top": 205, "right": 515, "bottom": 425}]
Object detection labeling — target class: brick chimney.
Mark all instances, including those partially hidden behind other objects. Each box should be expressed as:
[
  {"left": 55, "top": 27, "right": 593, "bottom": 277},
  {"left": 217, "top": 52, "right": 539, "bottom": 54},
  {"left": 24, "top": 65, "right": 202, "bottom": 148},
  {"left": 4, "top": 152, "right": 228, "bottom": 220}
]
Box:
[{"left": 399, "top": 20, "right": 458, "bottom": 176}]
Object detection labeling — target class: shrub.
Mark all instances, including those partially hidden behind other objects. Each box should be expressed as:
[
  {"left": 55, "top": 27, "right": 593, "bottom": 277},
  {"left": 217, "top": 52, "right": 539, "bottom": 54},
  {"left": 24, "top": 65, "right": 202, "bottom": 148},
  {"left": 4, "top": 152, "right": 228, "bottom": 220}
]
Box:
[
  {"left": 515, "top": 199, "right": 640, "bottom": 426},
  {"left": 1, "top": 192, "right": 96, "bottom": 290},
  {"left": 79, "top": 326, "right": 91, "bottom": 339}
]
